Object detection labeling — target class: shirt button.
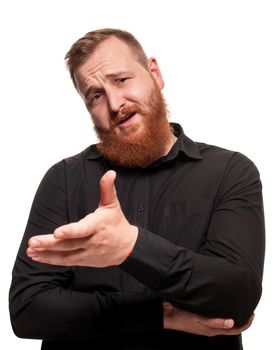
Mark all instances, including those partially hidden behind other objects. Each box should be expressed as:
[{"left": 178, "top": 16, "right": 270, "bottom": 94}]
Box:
[{"left": 137, "top": 206, "right": 144, "bottom": 212}]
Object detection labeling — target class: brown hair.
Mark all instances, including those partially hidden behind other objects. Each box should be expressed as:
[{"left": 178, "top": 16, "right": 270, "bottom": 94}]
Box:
[{"left": 65, "top": 28, "right": 149, "bottom": 88}]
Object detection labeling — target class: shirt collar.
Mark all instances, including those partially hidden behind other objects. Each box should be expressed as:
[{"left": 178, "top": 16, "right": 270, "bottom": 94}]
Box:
[
  {"left": 86, "top": 144, "right": 102, "bottom": 160},
  {"left": 169, "top": 122, "right": 203, "bottom": 161},
  {"left": 86, "top": 122, "right": 203, "bottom": 162}
]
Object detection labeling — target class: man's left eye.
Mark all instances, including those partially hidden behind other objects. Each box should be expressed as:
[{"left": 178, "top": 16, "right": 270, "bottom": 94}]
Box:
[{"left": 117, "top": 78, "right": 128, "bottom": 84}]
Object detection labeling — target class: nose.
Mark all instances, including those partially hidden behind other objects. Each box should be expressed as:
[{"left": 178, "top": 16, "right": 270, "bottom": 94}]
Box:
[{"left": 106, "top": 89, "right": 126, "bottom": 114}]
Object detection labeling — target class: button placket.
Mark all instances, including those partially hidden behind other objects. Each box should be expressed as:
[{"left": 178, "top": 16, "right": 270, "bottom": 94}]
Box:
[
  {"left": 135, "top": 173, "right": 148, "bottom": 228},
  {"left": 137, "top": 205, "right": 144, "bottom": 212}
]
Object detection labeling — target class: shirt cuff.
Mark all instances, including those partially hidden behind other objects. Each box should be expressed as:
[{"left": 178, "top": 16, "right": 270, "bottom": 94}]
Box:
[{"left": 120, "top": 227, "right": 177, "bottom": 287}]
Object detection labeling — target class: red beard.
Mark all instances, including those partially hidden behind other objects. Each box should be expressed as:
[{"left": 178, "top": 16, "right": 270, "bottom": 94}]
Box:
[{"left": 95, "top": 82, "right": 173, "bottom": 168}]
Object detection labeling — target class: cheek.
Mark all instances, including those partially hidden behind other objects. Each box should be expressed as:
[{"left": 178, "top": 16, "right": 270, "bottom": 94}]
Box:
[
  {"left": 90, "top": 107, "right": 111, "bottom": 131},
  {"left": 126, "top": 89, "right": 146, "bottom": 106},
  {"left": 127, "top": 81, "right": 153, "bottom": 104}
]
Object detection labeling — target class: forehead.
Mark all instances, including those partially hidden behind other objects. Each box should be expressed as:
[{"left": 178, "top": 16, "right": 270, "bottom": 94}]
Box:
[
  {"left": 74, "top": 37, "right": 142, "bottom": 88},
  {"left": 92, "top": 36, "right": 137, "bottom": 64}
]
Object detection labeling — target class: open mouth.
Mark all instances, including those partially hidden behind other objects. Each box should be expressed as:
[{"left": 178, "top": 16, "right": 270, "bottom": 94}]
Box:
[{"left": 118, "top": 112, "right": 136, "bottom": 125}]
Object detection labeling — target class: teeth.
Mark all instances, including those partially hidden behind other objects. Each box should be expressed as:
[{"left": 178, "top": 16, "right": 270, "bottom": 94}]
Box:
[
  {"left": 125, "top": 112, "right": 134, "bottom": 119},
  {"left": 120, "top": 112, "right": 135, "bottom": 124}
]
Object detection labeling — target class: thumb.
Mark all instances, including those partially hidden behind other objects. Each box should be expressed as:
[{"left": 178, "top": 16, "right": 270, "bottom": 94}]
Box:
[{"left": 99, "top": 170, "right": 118, "bottom": 207}]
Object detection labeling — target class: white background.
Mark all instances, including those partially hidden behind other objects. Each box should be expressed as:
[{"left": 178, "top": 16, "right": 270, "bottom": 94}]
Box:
[{"left": 0, "top": 0, "right": 272, "bottom": 348}]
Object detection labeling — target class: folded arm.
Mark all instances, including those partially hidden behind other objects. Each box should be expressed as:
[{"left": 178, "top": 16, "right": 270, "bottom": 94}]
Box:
[
  {"left": 10, "top": 153, "right": 265, "bottom": 340},
  {"left": 121, "top": 153, "right": 265, "bottom": 325}
]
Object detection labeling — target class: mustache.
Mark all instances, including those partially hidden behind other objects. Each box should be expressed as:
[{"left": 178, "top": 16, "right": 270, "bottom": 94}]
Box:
[{"left": 111, "top": 104, "right": 143, "bottom": 127}]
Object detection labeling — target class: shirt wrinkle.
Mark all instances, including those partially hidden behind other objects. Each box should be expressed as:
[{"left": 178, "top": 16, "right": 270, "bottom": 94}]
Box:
[{"left": 9, "top": 123, "right": 265, "bottom": 350}]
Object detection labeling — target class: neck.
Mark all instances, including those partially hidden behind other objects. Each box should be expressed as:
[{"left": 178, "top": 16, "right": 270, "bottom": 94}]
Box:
[{"left": 163, "top": 133, "right": 177, "bottom": 156}]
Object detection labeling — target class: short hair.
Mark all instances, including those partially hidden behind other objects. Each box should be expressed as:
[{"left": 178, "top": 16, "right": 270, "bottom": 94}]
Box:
[{"left": 65, "top": 28, "right": 149, "bottom": 88}]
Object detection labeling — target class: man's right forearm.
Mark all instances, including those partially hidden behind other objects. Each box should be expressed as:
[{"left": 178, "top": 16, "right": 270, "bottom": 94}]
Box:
[{"left": 163, "top": 302, "right": 254, "bottom": 337}]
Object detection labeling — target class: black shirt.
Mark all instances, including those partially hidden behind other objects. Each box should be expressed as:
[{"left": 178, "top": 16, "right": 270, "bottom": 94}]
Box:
[{"left": 9, "top": 123, "right": 265, "bottom": 350}]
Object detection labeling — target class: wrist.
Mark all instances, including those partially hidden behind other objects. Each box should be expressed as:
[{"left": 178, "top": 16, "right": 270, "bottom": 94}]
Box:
[
  {"left": 163, "top": 302, "right": 173, "bottom": 330},
  {"left": 119, "top": 225, "right": 138, "bottom": 264}
]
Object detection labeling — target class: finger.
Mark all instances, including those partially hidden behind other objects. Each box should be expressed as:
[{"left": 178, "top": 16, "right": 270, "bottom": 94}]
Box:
[
  {"left": 27, "top": 234, "right": 88, "bottom": 252},
  {"left": 29, "top": 248, "right": 87, "bottom": 266},
  {"left": 219, "top": 314, "right": 255, "bottom": 336},
  {"left": 232, "top": 314, "right": 255, "bottom": 333},
  {"left": 28, "top": 234, "right": 56, "bottom": 249},
  {"left": 99, "top": 170, "right": 118, "bottom": 207},
  {"left": 199, "top": 316, "right": 234, "bottom": 329},
  {"left": 54, "top": 214, "right": 97, "bottom": 239}
]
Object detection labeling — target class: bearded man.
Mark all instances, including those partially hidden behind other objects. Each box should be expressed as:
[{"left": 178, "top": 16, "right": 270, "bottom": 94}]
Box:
[{"left": 9, "top": 29, "right": 265, "bottom": 350}]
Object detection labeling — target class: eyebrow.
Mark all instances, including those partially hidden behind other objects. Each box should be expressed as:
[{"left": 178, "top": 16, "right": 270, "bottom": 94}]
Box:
[
  {"left": 105, "top": 70, "right": 133, "bottom": 79},
  {"left": 84, "top": 71, "right": 133, "bottom": 100}
]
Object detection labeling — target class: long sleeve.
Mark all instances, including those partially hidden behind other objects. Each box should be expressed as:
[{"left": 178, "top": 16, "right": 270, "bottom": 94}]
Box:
[
  {"left": 9, "top": 162, "right": 162, "bottom": 340},
  {"left": 120, "top": 152, "right": 265, "bottom": 326}
]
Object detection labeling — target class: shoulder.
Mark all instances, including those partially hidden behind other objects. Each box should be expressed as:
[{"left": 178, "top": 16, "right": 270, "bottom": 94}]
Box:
[
  {"left": 197, "top": 141, "right": 258, "bottom": 171},
  {"left": 62, "top": 144, "right": 100, "bottom": 166},
  {"left": 47, "top": 144, "right": 101, "bottom": 171},
  {"left": 196, "top": 142, "right": 261, "bottom": 193},
  {"left": 40, "top": 144, "right": 100, "bottom": 183},
  {"left": 192, "top": 141, "right": 262, "bottom": 193}
]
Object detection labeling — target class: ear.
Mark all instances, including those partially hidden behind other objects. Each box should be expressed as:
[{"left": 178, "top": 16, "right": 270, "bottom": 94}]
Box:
[{"left": 148, "top": 57, "right": 165, "bottom": 90}]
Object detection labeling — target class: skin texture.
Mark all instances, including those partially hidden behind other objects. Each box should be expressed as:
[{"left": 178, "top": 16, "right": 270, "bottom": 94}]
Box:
[{"left": 27, "top": 36, "right": 254, "bottom": 337}]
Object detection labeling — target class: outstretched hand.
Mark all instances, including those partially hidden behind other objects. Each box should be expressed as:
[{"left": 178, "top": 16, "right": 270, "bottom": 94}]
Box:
[{"left": 27, "top": 170, "right": 138, "bottom": 267}]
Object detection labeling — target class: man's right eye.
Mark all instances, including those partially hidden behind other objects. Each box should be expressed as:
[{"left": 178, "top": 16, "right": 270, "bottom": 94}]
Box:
[
  {"left": 92, "top": 92, "right": 102, "bottom": 101},
  {"left": 88, "top": 92, "right": 103, "bottom": 106}
]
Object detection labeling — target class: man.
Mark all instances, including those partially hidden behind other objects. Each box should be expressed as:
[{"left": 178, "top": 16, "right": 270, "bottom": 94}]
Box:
[{"left": 9, "top": 28, "right": 265, "bottom": 349}]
